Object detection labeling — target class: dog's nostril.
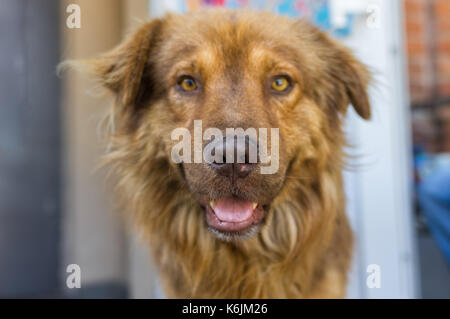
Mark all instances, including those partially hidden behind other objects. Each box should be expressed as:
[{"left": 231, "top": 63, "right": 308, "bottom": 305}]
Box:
[
  {"left": 208, "top": 136, "right": 258, "bottom": 180},
  {"left": 221, "top": 152, "right": 227, "bottom": 165},
  {"left": 211, "top": 162, "right": 233, "bottom": 178},
  {"left": 210, "top": 162, "right": 255, "bottom": 179},
  {"left": 234, "top": 163, "right": 255, "bottom": 178},
  {"left": 211, "top": 153, "right": 227, "bottom": 166},
  {"left": 210, "top": 144, "right": 228, "bottom": 165}
]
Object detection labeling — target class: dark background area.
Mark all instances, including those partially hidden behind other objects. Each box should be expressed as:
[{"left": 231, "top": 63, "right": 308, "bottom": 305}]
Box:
[{"left": 0, "top": 0, "right": 60, "bottom": 297}]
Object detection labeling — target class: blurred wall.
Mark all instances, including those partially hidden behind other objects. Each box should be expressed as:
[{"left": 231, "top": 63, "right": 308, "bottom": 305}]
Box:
[
  {"left": 404, "top": 0, "right": 450, "bottom": 153},
  {"left": 404, "top": 0, "right": 450, "bottom": 104}
]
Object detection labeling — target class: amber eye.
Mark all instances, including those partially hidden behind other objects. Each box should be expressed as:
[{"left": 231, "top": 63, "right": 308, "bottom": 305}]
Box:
[
  {"left": 179, "top": 76, "right": 198, "bottom": 92},
  {"left": 271, "top": 76, "right": 290, "bottom": 92}
]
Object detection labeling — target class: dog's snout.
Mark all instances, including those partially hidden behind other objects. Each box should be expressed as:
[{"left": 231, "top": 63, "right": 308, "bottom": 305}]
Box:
[{"left": 208, "top": 136, "right": 258, "bottom": 180}]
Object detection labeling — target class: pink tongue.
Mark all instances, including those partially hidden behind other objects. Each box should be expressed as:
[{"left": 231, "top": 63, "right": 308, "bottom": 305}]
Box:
[{"left": 213, "top": 197, "right": 255, "bottom": 223}]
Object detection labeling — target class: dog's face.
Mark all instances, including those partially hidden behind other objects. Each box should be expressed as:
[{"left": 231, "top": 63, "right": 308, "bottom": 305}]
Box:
[{"left": 91, "top": 10, "right": 370, "bottom": 240}]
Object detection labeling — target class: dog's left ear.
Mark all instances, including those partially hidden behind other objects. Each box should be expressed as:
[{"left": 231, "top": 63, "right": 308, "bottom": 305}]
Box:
[
  {"left": 334, "top": 47, "right": 371, "bottom": 120},
  {"left": 302, "top": 25, "right": 372, "bottom": 121},
  {"left": 325, "top": 41, "right": 371, "bottom": 120}
]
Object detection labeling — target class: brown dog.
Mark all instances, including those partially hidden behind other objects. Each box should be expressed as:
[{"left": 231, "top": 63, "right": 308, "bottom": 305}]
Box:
[{"left": 84, "top": 9, "right": 371, "bottom": 298}]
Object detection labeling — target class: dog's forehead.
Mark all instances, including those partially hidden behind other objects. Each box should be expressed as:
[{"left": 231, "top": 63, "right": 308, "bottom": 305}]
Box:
[{"left": 157, "top": 11, "right": 304, "bottom": 76}]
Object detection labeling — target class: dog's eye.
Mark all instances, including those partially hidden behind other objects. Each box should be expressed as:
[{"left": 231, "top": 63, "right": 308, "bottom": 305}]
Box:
[
  {"left": 179, "top": 76, "right": 198, "bottom": 92},
  {"left": 271, "top": 76, "right": 290, "bottom": 92}
]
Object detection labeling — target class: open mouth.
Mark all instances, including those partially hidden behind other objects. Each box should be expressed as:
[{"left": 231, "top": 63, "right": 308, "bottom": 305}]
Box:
[{"left": 203, "top": 197, "right": 266, "bottom": 236}]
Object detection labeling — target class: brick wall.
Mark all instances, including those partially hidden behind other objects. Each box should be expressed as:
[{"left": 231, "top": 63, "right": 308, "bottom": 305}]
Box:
[
  {"left": 434, "top": 0, "right": 450, "bottom": 98},
  {"left": 404, "top": 0, "right": 450, "bottom": 152}
]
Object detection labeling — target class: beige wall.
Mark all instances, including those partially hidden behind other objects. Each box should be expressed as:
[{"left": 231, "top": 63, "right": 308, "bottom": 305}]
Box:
[{"left": 61, "top": 0, "right": 156, "bottom": 297}]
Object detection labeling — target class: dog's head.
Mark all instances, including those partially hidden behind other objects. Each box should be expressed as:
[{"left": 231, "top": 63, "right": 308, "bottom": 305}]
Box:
[{"left": 89, "top": 10, "right": 370, "bottom": 241}]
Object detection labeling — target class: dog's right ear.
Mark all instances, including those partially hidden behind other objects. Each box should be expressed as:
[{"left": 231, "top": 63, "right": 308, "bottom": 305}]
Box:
[{"left": 88, "top": 19, "right": 163, "bottom": 130}]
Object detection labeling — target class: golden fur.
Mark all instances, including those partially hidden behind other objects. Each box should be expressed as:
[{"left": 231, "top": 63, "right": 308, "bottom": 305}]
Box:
[{"left": 79, "top": 10, "right": 371, "bottom": 298}]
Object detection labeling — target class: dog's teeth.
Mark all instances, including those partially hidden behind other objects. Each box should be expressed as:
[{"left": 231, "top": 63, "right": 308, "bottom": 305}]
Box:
[
  {"left": 210, "top": 201, "right": 215, "bottom": 209},
  {"left": 253, "top": 203, "right": 258, "bottom": 210}
]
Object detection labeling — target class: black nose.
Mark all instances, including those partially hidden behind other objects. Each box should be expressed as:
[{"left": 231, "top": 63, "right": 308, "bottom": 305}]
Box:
[{"left": 208, "top": 136, "right": 257, "bottom": 180}]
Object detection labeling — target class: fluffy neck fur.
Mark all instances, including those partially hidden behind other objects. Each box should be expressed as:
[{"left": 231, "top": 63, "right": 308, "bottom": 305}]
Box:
[{"left": 105, "top": 120, "right": 353, "bottom": 298}]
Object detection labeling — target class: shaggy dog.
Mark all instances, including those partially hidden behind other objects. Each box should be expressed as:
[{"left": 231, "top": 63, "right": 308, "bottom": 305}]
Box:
[{"left": 83, "top": 9, "right": 371, "bottom": 298}]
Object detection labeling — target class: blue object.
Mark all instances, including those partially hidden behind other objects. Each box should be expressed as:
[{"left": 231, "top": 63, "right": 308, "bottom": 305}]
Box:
[
  {"left": 418, "top": 165, "right": 450, "bottom": 265},
  {"left": 189, "top": 0, "right": 356, "bottom": 38}
]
